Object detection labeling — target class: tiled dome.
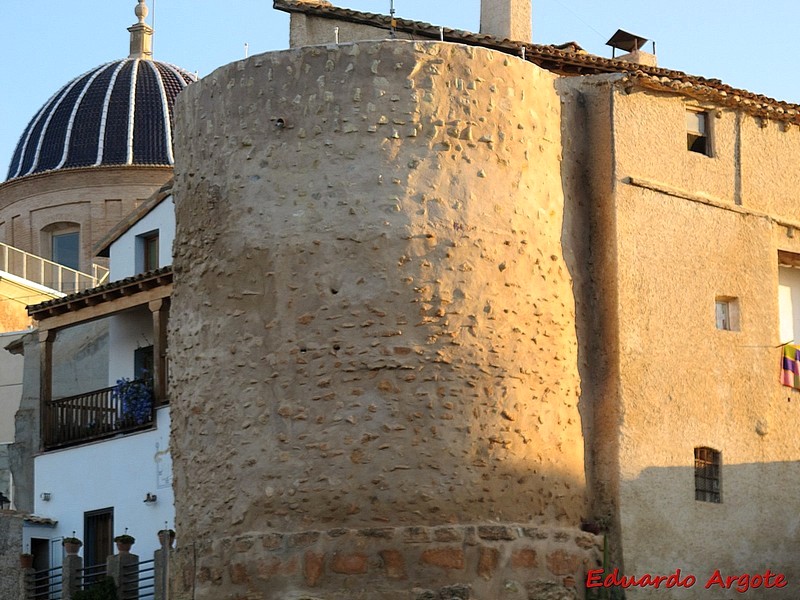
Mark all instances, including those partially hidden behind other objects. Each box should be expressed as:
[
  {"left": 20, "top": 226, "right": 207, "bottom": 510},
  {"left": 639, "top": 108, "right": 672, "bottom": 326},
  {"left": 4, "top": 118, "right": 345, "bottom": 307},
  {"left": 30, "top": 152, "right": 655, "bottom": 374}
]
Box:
[{"left": 6, "top": 59, "right": 195, "bottom": 181}]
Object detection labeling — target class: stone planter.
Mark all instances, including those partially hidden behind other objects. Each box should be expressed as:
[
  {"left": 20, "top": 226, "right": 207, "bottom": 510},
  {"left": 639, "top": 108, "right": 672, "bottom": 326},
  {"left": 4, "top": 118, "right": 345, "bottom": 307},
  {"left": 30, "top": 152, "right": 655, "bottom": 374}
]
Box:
[
  {"left": 116, "top": 541, "right": 134, "bottom": 553},
  {"left": 20, "top": 553, "right": 33, "bottom": 569},
  {"left": 158, "top": 530, "right": 175, "bottom": 548},
  {"left": 63, "top": 541, "right": 82, "bottom": 555}
]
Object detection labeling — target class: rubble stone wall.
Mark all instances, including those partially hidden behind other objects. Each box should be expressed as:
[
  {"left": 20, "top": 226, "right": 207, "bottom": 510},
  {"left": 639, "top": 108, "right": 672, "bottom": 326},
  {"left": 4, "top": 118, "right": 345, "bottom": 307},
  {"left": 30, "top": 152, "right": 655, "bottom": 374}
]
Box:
[{"left": 170, "top": 40, "right": 594, "bottom": 598}]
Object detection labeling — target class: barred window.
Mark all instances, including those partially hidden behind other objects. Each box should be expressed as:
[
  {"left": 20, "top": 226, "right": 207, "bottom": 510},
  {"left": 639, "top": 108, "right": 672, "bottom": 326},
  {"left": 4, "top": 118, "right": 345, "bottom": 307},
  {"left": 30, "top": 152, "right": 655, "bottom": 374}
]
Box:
[{"left": 695, "top": 447, "right": 721, "bottom": 503}]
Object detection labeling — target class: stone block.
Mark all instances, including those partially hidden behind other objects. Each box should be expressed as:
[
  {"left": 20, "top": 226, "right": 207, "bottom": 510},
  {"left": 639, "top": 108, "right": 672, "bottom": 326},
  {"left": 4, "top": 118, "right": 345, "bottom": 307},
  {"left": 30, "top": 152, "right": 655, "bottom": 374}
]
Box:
[
  {"left": 304, "top": 551, "right": 325, "bottom": 586},
  {"left": 433, "top": 527, "right": 462, "bottom": 542},
  {"left": 331, "top": 552, "right": 369, "bottom": 574},
  {"left": 358, "top": 527, "right": 395, "bottom": 538},
  {"left": 420, "top": 547, "right": 465, "bottom": 570},
  {"left": 288, "top": 531, "right": 321, "bottom": 548},
  {"left": 229, "top": 563, "right": 248, "bottom": 584},
  {"left": 477, "top": 525, "right": 516, "bottom": 540},
  {"left": 403, "top": 527, "right": 431, "bottom": 543},
  {"left": 545, "top": 550, "right": 580, "bottom": 576},
  {"left": 511, "top": 548, "right": 538, "bottom": 569},
  {"left": 477, "top": 547, "right": 499, "bottom": 579},
  {"left": 260, "top": 533, "right": 284, "bottom": 550},
  {"left": 380, "top": 549, "right": 407, "bottom": 579},
  {"left": 525, "top": 580, "right": 577, "bottom": 600}
]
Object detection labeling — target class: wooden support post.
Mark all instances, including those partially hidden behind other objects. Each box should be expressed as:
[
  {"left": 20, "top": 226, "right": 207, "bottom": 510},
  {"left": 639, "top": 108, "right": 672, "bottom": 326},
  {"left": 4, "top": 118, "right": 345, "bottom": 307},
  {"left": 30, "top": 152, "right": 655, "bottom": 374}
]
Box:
[
  {"left": 149, "top": 299, "right": 169, "bottom": 404},
  {"left": 38, "top": 329, "right": 55, "bottom": 450}
]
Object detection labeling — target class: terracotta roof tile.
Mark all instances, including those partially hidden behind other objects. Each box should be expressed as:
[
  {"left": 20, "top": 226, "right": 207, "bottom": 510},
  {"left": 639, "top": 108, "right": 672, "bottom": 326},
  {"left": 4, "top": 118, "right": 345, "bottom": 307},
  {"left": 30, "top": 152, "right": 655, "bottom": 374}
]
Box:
[
  {"left": 28, "top": 266, "right": 172, "bottom": 318},
  {"left": 274, "top": 0, "right": 800, "bottom": 123},
  {"left": 24, "top": 514, "right": 58, "bottom": 526}
]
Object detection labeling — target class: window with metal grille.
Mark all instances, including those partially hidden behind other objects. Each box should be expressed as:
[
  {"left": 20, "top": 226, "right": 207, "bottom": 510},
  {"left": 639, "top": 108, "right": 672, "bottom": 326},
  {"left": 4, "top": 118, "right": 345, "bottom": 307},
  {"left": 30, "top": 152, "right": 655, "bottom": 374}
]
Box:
[{"left": 695, "top": 447, "right": 721, "bottom": 503}]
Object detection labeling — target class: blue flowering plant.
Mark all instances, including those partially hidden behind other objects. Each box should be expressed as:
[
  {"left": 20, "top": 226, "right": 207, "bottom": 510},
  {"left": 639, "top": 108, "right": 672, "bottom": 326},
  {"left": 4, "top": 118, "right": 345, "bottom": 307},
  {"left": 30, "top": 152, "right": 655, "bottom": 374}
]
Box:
[{"left": 113, "top": 376, "right": 154, "bottom": 426}]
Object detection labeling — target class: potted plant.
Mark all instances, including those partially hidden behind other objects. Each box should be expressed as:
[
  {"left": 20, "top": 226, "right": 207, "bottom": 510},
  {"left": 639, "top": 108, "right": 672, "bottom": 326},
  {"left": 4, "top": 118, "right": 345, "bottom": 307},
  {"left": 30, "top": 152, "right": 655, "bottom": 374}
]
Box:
[
  {"left": 157, "top": 528, "right": 176, "bottom": 548},
  {"left": 20, "top": 552, "right": 34, "bottom": 568},
  {"left": 63, "top": 535, "right": 83, "bottom": 555},
  {"left": 112, "top": 377, "right": 154, "bottom": 426},
  {"left": 114, "top": 533, "right": 135, "bottom": 553}
]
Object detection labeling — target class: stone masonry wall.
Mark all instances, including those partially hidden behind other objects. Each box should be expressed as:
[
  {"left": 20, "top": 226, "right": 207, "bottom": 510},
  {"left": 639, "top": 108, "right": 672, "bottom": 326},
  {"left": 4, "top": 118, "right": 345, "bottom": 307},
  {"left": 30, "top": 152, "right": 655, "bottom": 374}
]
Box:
[
  {"left": 170, "top": 40, "right": 594, "bottom": 598},
  {"left": 0, "top": 512, "right": 24, "bottom": 600},
  {"left": 178, "top": 524, "right": 599, "bottom": 600}
]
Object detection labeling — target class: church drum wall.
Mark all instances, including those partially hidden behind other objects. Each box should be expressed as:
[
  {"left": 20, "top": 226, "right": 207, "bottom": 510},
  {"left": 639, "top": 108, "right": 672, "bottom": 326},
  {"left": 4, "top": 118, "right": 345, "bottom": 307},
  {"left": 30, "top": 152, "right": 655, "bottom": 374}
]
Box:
[{"left": 169, "top": 41, "right": 598, "bottom": 599}]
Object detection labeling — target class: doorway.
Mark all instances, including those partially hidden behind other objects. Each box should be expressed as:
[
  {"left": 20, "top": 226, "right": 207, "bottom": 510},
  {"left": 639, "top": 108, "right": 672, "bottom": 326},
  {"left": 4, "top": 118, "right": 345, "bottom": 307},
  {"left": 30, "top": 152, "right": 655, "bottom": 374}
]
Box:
[{"left": 84, "top": 507, "right": 113, "bottom": 568}]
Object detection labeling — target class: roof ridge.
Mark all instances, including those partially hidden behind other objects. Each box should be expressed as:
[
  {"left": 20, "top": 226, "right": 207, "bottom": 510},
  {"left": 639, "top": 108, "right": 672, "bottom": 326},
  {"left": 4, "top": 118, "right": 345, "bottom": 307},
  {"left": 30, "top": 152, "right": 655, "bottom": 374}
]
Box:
[{"left": 272, "top": 0, "right": 800, "bottom": 120}]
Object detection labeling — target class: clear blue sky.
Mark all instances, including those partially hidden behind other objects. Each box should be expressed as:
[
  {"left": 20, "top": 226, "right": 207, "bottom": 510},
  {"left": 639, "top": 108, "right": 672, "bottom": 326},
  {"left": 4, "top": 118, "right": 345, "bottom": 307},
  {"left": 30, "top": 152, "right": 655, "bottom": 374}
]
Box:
[{"left": 2, "top": 0, "right": 798, "bottom": 178}]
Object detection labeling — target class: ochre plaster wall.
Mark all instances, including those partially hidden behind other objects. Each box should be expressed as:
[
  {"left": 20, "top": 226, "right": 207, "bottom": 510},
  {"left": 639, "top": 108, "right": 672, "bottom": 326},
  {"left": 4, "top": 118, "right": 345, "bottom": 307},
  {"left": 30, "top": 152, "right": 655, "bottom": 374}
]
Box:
[
  {"left": 582, "top": 79, "right": 800, "bottom": 597},
  {"left": 170, "top": 41, "right": 597, "bottom": 598}
]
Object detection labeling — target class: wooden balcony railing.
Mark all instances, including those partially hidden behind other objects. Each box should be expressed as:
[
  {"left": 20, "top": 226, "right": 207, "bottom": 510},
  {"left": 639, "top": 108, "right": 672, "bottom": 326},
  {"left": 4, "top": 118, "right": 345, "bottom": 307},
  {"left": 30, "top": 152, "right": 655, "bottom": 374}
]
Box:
[{"left": 43, "top": 380, "right": 155, "bottom": 450}]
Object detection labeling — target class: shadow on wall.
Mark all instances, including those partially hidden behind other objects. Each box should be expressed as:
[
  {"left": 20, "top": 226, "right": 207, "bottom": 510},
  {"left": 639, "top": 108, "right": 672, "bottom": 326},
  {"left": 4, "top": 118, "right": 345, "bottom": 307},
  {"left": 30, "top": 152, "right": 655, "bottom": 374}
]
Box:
[
  {"left": 51, "top": 320, "right": 110, "bottom": 398},
  {"left": 619, "top": 460, "right": 800, "bottom": 598}
]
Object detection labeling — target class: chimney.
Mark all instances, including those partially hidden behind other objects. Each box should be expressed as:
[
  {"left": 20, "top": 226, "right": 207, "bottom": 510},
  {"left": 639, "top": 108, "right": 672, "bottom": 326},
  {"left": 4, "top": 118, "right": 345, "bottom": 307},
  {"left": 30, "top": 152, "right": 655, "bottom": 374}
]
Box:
[
  {"left": 480, "top": 0, "right": 532, "bottom": 43},
  {"left": 606, "top": 29, "right": 657, "bottom": 67}
]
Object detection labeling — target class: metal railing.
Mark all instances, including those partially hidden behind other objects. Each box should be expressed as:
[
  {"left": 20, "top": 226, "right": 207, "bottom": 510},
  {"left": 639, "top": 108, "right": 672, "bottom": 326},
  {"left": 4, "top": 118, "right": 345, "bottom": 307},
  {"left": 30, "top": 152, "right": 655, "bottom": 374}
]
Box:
[
  {"left": 25, "top": 565, "right": 62, "bottom": 600},
  {"left": 121, "top": 558, "right": 155, "bottom": 600},
  {"left": 77, "top": 562, "right": 109, "bottom": 593},
  {"left": 44, "top": 381, "right": 155, "bottom": 450},
  {"left": 0, "top": 241, "right": 109, "bottom": 295}
]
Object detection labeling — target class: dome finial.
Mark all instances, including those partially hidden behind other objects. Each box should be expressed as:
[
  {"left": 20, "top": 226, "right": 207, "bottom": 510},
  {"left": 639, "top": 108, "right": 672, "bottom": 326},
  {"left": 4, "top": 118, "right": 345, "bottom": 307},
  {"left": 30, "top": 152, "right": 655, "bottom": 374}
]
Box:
[
  {"left": 128, "top": 0, "right": 154, "bottom": 59},
  {"left": 135, "top": 0, "right": 148, "bottom": 24}
]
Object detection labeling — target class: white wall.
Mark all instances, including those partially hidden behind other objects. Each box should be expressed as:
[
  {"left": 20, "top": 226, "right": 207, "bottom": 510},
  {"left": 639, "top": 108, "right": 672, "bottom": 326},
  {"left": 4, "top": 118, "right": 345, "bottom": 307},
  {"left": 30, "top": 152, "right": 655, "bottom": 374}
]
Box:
[
  {"left": 109, "top": 196, "right": 175, "bottom": 280},
  {"left": 28, "top": 407, "right": 174, "bottom": 566},
  {"left": 108, "top": 307, "right": 152, "bottom": 386},
  {"left": 778, "top": 266, "right": 800, "bottom": 344}
]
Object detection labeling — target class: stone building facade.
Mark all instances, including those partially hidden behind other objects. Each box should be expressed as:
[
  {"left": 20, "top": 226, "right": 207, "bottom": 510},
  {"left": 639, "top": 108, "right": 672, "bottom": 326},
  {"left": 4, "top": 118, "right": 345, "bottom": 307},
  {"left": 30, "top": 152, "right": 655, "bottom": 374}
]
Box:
[
  {"left": 559, "top": 71, "right": 800, "bottom": 595},
  {"left": 164, "top": 1, "right": 800, "bottom": 599}
]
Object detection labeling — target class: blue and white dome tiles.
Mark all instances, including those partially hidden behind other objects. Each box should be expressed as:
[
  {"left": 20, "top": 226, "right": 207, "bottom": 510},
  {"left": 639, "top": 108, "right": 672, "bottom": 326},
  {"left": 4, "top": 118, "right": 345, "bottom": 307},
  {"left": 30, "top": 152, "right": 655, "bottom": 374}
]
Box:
[
  {"left": 6, "top": 58, "right": 195, "bottom": 181},
  {"left": 6, "top": 0, "right": 196, "bottom": 182}
]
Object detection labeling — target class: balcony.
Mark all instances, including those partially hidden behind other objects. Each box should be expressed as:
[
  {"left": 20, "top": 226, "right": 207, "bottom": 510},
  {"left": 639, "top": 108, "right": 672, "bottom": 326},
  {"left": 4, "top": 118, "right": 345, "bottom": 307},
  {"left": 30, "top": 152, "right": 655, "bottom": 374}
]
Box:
[
  {"left": 28, "top": 269, "right": 173, "bottom": 452},
  {"left": 0, "top": 241, "right": 109, "bottom": 295},
  {"left": 43, "top": 380, "right": 157, "bottom": 450}
]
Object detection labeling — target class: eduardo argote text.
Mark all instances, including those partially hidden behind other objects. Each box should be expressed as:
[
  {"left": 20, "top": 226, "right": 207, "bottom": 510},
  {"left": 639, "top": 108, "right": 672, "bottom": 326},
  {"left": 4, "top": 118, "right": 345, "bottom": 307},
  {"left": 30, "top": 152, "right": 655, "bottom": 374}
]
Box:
[{"left": 586, "top": 568, "right": 788, "bottom": 593}]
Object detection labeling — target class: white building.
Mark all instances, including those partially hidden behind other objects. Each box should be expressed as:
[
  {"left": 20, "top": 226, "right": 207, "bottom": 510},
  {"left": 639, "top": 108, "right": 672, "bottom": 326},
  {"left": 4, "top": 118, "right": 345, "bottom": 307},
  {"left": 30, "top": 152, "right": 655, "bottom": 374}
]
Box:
[{"left": 22, "top": 189, "right": 175, "bottom": 569}]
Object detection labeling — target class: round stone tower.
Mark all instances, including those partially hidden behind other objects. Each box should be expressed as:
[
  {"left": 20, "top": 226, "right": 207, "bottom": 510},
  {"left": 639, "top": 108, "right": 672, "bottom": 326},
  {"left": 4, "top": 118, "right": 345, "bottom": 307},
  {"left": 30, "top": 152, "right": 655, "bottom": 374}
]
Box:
[{"left": 170, "top": 40, "right": 596, "bottom": 599}]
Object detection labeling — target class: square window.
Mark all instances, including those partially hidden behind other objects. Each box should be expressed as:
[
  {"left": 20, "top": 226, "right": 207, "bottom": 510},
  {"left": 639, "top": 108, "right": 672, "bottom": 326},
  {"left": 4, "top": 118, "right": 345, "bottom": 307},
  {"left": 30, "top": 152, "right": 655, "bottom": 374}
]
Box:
[
  {"left": 695, "top": 447, "right": 721, "bottom": 503},
  {"left": 715, "top": 296, "right": 739, "bottom": 331},
  {"left": 136, "top": 230, "right": 159, "bottom": 274},
  {"left": 143, "top": 234, "right": 159, "bottom": 271},
  {"left": 134, "top": 345, "right": 154, "bottom": 382},
  {"left": 778, "top": 252, "right": 800, "bottom": 344},
  {"left": 687, "top": 109, "right": 710, "bottom": 155}
]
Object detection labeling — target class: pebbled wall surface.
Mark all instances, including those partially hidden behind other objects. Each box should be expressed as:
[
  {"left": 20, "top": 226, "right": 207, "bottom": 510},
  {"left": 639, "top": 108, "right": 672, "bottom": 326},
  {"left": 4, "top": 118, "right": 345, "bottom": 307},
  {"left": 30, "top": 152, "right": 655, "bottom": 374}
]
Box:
[{"left": 169, "top": 40, "right": 596, "bottom": 599}]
